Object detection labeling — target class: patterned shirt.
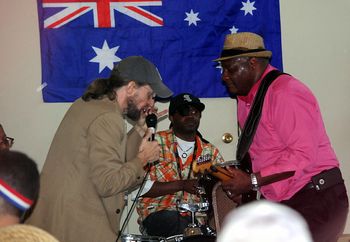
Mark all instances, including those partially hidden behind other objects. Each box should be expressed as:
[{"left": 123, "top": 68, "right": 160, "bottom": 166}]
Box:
[{"left": 136, "top": 129, "right": 224, "bottom": 224}]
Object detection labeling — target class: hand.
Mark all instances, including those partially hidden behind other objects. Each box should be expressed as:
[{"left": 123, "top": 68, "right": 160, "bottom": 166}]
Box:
[
  {"left": 221, "top": 168, "right": 251, "bottom": 197},
  {"left": 182, "top": 179, "right": 199, "bottom": 194},
  {"left": 137, "top": 129, "right": 160, "bottom": 166}
]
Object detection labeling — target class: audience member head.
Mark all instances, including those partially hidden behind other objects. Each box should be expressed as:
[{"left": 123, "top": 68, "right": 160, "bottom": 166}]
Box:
[
  {"left": 0, "top": 151, "right": 40, "bottom": 227},
  {"left": 217, "top": 200, "right": 313, "bottom": 242},
  {"left": 0, "top": 224, "right": 59, "bottom": 242},
  {"left": 0, "top": 125, "right": 14, "bottom": 151},
  {"left": 168, "top": 93, "right": 205, "bottom": 140}
]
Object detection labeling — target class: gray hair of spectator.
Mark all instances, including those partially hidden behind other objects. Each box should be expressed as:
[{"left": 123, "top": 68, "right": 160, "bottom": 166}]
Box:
[{"left": 217, "top": 200, "right": 313, "bottom": 242}]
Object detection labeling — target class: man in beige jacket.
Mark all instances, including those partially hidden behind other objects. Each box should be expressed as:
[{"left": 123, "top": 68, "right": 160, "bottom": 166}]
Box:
[{"left": 26, "top": 56, "right": 173, "bottom": 242}]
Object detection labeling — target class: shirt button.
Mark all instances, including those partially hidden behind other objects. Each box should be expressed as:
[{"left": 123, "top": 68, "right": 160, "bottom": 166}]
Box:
[{"left": 116, "top": 209, "right": 121, "bottom": 214}]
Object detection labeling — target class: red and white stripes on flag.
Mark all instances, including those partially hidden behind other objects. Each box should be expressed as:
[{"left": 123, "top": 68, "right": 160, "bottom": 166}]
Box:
[{"left": 43, "top": 0, "right": 163, "bottom": 28}]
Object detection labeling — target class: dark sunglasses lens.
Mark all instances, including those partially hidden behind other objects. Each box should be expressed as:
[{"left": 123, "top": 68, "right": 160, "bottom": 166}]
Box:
[{"left": 178, "top": 106, "right": 190, "bottom": 116}]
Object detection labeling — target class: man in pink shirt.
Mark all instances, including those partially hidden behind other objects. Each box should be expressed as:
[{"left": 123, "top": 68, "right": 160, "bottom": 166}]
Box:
[{"left": 215, "top": 32, "right": 348, "bottom": 242}]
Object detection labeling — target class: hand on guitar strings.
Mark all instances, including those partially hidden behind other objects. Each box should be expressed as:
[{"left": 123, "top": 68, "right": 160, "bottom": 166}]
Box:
[{"left": 221, "top": 168, "right": 252, "bottom": 198}]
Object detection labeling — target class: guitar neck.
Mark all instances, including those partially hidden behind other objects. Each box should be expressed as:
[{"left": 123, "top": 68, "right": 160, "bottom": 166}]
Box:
[{"left": 193, "top": 161, "right": 234, "bottom": 181}]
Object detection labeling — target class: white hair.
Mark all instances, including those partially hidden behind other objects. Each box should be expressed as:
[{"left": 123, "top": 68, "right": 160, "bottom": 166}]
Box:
[{"left": 217, "top": 200, "right": 313, "bottom": 242}]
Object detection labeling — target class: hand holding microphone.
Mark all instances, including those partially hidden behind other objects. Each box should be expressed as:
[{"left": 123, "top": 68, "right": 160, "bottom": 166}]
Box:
[
  {"left": 135, "top": 106, "right": 167, "bottom": 137},
  {"left": 137, "top": 114, "right": 160, "bottom": 166},
  {"left": 145, "top": 113, "right": 157, "bottom": 141}
]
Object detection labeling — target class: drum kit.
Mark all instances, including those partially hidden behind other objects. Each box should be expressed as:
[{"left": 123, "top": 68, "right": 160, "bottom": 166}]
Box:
[
  {"left": 121, "top": 201, "right": 216, "bottom": 242},
  {"left": 122, "top": 234, "right": 215, "bottom": 242},
  {"left": 121, "top": 173, "right": 220, "bottom": 242}
]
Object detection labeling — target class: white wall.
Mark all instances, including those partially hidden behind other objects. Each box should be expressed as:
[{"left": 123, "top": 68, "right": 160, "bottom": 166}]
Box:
[
  {"left": 1, "top": 0, "right": 350, "bottom": 234},
  {"left": 279, "top": 2, "right": 350, "bottom": 233}
]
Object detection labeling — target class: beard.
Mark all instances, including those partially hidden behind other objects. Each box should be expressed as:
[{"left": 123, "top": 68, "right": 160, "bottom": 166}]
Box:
[{"left": 126, "top": 97, "right": 141, "bottom": 121}]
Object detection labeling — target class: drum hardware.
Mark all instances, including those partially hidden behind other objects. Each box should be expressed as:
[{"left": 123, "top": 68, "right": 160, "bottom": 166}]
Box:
[
  {"left": 183, "top": 224, "right": 202, "bottom": 237},
  {"left": 161, "top": 234, "right": 183, "bottom": 242},
  {"left": 158, "top": 201, "right": 216, "bottom": 242},
  {"left": 200, "top": 225, "right": 216, "bottom": 237},
  {"left": 177, "top": 202, "right": 209, "bottom": 213},
  {"left": 177, "top": 202, "right": 210, "bottom": 237},
  {"left": 163, "top": 234, "right": 216, "bottom": 242},
  {"left": 121, "top": 233, "right": 161, "bottom": 242},
  {"left": 195, "top": 186, "right": 206, "bottom": 195}
]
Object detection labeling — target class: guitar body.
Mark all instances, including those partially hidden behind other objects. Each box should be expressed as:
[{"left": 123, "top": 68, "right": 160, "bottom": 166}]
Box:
[{"left": 193, "top": 154, "right": 257, "bottom": 205}]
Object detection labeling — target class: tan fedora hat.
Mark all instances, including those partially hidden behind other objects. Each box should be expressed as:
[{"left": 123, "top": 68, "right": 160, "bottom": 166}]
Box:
[
  {"left": 0, "top": 224, "right": 60, "bottom": 242},
  {"left": 214, "top": 32, "right": 272, "bottom": 61}
]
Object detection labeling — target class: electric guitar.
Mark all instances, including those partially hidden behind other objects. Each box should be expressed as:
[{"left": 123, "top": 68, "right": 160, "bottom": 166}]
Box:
[{"left": 193, "top": 154, "right": 257, "bottom": 204}]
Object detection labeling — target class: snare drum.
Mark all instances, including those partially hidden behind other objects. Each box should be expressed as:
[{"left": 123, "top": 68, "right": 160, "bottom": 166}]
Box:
[
  {"left": 121, "top": 234, "right": 160, "bottom": 242},
  {"left": 163, "top": 234, "right": 183, "bottom": 242},
  {"left": 164, "top": 235, "right": 215, "bottom": 242},
  {"left": 182, "top": 235, "right": 216, "bottom": 242}
]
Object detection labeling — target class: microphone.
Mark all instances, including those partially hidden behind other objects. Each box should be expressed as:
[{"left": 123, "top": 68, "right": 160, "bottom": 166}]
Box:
[{"left": 145, "top": 113, "right": 157, "bottom": 141}]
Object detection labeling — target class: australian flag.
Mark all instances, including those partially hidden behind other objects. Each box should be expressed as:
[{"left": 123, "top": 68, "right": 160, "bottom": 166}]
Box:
[{"left": 37, "top": 0, "right": 283, "bottom": 102}]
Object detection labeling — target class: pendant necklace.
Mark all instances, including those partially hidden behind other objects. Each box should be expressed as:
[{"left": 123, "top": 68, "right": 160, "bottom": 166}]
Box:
[{"left": 177, "top": 145, "right": 193, "bottom": 159}]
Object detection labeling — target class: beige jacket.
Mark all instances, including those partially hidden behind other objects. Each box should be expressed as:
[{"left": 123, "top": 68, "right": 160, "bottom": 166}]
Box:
[{"left": 26, "top": 98, "right": 145, "bottom": 242}]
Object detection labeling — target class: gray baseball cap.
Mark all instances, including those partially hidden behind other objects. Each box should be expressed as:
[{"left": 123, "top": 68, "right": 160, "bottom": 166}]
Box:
[{"left": 111, "top": 56, "right": 173, "bottom": 99}]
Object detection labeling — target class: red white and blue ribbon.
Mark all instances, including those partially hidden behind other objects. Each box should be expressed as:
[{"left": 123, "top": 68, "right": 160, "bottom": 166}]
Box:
[{"left": 0, "top": 179, "right": 33, "bottom": 211}]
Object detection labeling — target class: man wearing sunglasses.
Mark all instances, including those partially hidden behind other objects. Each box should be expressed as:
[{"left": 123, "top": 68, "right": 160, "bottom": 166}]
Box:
[{"left": 136, "top": 93, "right": 224, "bottom": 238}]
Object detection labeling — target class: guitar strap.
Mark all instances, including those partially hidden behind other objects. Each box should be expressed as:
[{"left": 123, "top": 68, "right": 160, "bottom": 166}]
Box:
[{"left": 236, "top": 69, "right": 286, "bottom": 171}]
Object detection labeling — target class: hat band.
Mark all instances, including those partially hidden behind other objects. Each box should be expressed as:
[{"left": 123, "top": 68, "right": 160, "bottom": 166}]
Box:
[
  {"left": 220, "top": 48, "right": 267, "bottom": 58},
  {"left": 0, "top": 179, "right": 33, "bottom": 211}
]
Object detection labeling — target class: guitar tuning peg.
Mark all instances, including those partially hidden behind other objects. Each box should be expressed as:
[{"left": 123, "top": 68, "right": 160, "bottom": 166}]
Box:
[{"left": 210, "top": 165, "right": 218, "bottom": 172}]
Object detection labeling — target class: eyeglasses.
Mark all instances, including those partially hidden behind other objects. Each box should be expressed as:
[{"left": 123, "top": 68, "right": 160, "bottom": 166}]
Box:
[
  {"left": 176, "top": 106, "right": 201, "bottom": 117},
  {"left": 0, "top": 136, "right": 14, "bottom": 148}
]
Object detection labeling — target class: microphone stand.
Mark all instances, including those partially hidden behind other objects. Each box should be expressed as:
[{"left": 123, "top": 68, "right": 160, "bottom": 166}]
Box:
[
  {"left": 117, "top": 115, "right": 157, "bottom": 241},
  {"left": 116, "top": 165, "right": 151, "bottom": 242}
]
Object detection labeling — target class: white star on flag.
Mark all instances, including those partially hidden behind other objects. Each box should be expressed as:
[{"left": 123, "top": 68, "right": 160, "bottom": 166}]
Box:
[
  {"left": 184, "top": 9, "right": 201, "bottom": 26},
  {"left": 90, "top": 40, "right": 121, "bottom": 73},
  {"left": 230, "top": 25, "right": 239, "bottom": 34},
  {"left": 241, "top": 0, "right": 257, "bottom": 16}
]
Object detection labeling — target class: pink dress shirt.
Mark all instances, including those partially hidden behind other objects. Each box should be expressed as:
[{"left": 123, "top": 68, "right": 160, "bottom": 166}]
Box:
[{"left": 237, "top": 65, "right": 339, "bottom": 201}]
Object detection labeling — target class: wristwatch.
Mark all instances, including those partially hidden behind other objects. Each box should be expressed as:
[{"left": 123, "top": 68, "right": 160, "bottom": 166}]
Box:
[{"left": 250, "top": 173, "right": 259, "bottom": 191}]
